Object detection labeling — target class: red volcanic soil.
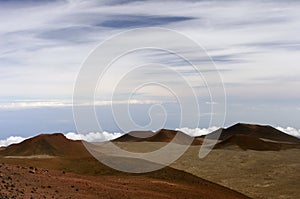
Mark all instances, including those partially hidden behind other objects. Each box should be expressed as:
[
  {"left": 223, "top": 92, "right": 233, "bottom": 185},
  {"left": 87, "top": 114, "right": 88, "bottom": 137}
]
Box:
[
  {"left": 0, "top": 162, "right": 250, "bottom": 199},
  {"left": 114, "top": 129, "right": 202, "bottom": 145}
]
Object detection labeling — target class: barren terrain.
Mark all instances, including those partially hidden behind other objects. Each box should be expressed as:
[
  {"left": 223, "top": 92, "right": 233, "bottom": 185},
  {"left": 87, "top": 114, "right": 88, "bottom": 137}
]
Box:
[
  {"left": 0, "top": 157, "right": 250, "bottom": 199},
  {"left": 1, "top": 124, "right": 299, "bottom": 198},
  {"left": 174, "top": 146, "right": 300, "bottom": 198},
  {"left": 113, "top": 142, "right": 300, "bottom": 199}
]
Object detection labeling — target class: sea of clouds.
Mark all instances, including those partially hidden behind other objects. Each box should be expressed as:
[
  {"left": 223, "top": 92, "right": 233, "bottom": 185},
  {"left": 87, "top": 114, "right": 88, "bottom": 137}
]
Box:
[{"left": 0, "top": 127, "right": 300, "bottom": 147}]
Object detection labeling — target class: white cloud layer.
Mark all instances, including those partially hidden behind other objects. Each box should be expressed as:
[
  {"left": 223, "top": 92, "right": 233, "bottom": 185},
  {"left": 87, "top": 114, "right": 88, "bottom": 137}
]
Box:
[
  {"left": 65, "top": 131, "right": 123, "bottom": 142},
  {"left": 276, "top": 127, "right": 300, "bottom": 138},
  {"left": 176, "top": 126, "right": 219, "bottom": 137},
  {"left": 0, "top": 136, "right": 27, "bottom": 147}
]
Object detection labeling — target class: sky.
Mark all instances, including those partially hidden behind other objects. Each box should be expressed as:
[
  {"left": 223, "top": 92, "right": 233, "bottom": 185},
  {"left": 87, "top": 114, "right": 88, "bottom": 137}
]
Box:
[{"left": 0, "top": 0, "right": 300, "bottom": 141}]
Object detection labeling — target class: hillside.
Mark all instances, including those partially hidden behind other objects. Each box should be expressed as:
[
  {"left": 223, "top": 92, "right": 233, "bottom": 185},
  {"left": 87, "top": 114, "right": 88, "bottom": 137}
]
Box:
[
  {"left": 0, "top": 133, "right": 90, "bottom": 157},
  {"left": 206, "top": 123, "right": 300, "bottom": 142},
  {"left": 114, "top": 129, "right": 202, "bottom": 145},
  {"left": 0, "top": 133, "right": 250, "bottom": 199},
  {"left": 0, "top": 161, "right": 250, "bottom": 199},
  {"left": 201, "top": 123, "right": 300, "bottom": 151},
  {"left": 214, "top": 134, "right": 283, "bottom": 151}
]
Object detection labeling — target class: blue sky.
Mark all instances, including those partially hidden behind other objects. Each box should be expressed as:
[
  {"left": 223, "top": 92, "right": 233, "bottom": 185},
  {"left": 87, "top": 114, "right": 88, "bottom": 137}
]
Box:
[{"left": 0, "top": 0, "right": 300, "bottom": 139}]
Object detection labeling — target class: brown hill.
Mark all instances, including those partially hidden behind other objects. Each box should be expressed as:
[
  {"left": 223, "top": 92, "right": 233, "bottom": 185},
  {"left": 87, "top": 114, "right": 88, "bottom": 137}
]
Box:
[
  {"left": 0, "top": 133, "right": 90, "bottom": 157},
  {"left": 114, "top": 129, "right": 202, "bottom": 145},
  {"left": 144, "top": 129, "right": 190, "bottom": 143},
  {"left": 200, "top": 123, "right": 300, "bottom": 151},
  {"left": 206, "top": 123, "right": 300, "bottom": 143}
]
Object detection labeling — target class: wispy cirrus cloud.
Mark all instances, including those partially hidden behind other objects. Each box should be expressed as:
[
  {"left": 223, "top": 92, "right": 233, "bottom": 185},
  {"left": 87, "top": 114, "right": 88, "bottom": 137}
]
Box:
[
  {"left": 1, "top": 0, "right": 300, "bottom": 101},
  {"left": 0, "top": 0, "right": 300, "bottom": 135}
]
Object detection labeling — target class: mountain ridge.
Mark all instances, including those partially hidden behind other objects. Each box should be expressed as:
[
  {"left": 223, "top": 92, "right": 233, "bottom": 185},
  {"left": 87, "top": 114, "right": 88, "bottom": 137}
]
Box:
[
  {"left": 0, "top": 133, "right": 90, "bottom": 157},
  {"left": 113, "top": 129, "right": 203, "bottom": 145},
  {"left": 0, "top": 123, "right": 299, "bottom": 157},
  {"left": 200, "top": 123, "right": 300, "bottom": 143}
]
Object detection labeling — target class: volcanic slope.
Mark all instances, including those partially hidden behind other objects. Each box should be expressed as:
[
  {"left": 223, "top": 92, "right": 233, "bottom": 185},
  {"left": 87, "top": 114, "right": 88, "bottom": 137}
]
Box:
[
  {"left": 200, "top": 123, "right": 300, "bottom": 151},
  {"left": 114, "top": 129, "right": 202, "bottom": 145},
  {"left": 0, "top": 133, "right": 250, "bottom": 199}
]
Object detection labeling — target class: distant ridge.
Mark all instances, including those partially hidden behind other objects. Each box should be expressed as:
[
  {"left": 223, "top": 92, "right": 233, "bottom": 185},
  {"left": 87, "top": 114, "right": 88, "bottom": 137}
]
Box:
[
  {"left": 113, "top": 123, "right": 300, "bottom": 150},
  {"left": 204, "top": 123, "right": 300, "bottom": 143},
  {"left": 0, "top": 133, "right": 90, "bottom": 157},
  {"left": 114, "top": 130, "right": 154, "bottom": 142},
  {"left": 1, "top": 123, "right": 299, "bottom": 156},
  {"left": 203, "top": 123, "right": 300, "bottom": 151},
  {"left": 113, "top": 129, "right": 202, "bottom": 145}
]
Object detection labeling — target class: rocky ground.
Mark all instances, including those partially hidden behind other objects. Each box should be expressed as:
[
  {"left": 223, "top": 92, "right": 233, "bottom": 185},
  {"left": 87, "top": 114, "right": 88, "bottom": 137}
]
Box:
[{"left": 0, "top": 162, "right": 249, "bottom": 199}]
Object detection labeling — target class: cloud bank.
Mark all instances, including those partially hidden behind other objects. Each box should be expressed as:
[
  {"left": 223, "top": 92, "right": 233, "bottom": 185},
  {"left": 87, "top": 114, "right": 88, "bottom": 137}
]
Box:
[
  {"left": 177, "top": 127, "right": 219, "bottom": 137},
  {"left": 0, "top": 136, "right": 28, "bottom": 147},
  {"left": 276, "top": 127, "right": 300, "bottom": 138},
  {"left": 65, "top": 131, "right": 123, "bottom": 142}
]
